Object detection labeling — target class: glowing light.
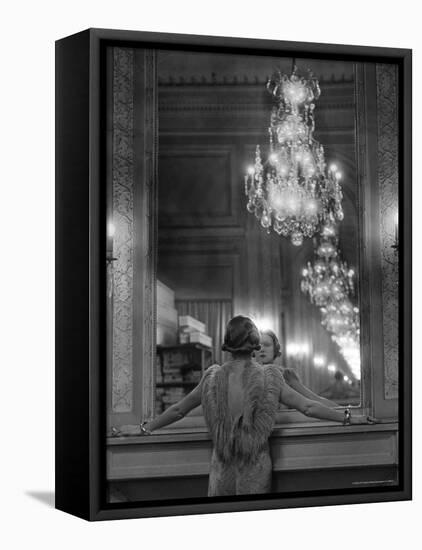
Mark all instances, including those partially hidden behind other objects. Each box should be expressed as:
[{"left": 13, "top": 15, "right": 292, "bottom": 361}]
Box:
[
  {"left": 107, "top": 221, "right": 115, "bottom": 238},
  {"left": 304, "top": 199, "right": 318, "bottom": 215},
  {"left": 343, "top": 375, "right": 349, "bottom": 382},
  {"left": 299, "top": 343, "right": 310, "bottom": 355},
  {"left": 279, "top": 164, "right": 288, "bottom": 176},
  {"left": 254, "top": 317, "right": 273, "bottom": 332},
  {"left": 321, "top": 224, "right": 336, "bottom": 237},
  {"left": 286, "top": 342, "right": 310, "bottom": 357},
  {"left": 291, "top": 231, "right": 304, "bottom": 246},
  {"left": 313, "top": 355, "right": 326, "bottom": 367},
  {"left": 329, "top": 164, "right": 338, "bottom": 172},
  {"left": 327, "top": 363, "right": 337, "bottom": 372},
  {"left": 286, "top": 196, "right": 300, "bottom": 215},
  {"left": 394, "top": 211, "right": 398, "bottom": 245},
  {"left": 284, "top": 81, "right": 307, "bottom": 104},
  {"left": 247, "top": 166, "right": 255, "bottom": 175},
  {"left": 286, "top": 343, "right": 300, "bottom": 356}
]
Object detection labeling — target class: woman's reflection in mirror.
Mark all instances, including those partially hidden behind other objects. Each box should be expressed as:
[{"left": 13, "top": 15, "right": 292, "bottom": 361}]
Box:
[{"left": 255, "top": 329, "right": 338, "bottom": 408}]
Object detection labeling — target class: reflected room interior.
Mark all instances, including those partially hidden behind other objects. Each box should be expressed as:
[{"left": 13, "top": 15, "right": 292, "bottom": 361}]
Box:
[{"left": 155, "top": 51, "right": 362, "bottom": 417}]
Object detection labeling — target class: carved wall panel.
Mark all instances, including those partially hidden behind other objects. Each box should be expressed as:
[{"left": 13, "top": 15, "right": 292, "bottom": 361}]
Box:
[
  {"left": 111, "top": 48, "right": 134, "bottom": 413},
  {"left": 376, "top": 64, "right": 399, "bottom": 400},
  {"left": 108, "top": 47, "right": 157, "bottom": 421},
  {"left": 158, "top": 145, "right": 236, "bottom": 225}
]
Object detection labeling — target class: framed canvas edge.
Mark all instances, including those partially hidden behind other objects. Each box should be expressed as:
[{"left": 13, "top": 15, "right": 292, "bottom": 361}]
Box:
[{"left": 55, "top": 28, "right": 412, "bottom": 522}]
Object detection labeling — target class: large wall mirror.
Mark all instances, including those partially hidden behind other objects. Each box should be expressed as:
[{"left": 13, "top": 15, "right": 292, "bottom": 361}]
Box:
[{"left": 106, "top": 47, "right": 399, "bottom": 432}]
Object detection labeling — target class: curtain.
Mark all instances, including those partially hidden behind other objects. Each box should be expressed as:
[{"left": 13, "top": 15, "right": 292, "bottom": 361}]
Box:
[{"left": 175, "top": 300, "right": 233, "bottom": 364}]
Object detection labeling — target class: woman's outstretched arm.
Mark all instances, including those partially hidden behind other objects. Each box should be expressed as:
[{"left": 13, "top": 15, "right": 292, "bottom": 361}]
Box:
[
  {"left": 279, "top": 383, "right": 374, "bottom": 424},
  {"left": 282, "top": 368, "right": 338, "bottom": 407},
  {"left": 143, "top": 383, "right": 202, "bottom": 433}
]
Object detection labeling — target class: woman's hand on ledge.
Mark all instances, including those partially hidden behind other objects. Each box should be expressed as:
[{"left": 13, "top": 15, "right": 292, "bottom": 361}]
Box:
[{"left": 110, "top": 424, "right": 142, "bottom": 437}]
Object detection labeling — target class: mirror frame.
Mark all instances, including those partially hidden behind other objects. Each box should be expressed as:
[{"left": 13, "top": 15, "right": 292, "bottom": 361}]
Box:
[
  {"left": 106, "top": 47, "right": 399, "bottom": 433},
  {"left": 56, "top": 27, "right": 412, "bottom": 521}
]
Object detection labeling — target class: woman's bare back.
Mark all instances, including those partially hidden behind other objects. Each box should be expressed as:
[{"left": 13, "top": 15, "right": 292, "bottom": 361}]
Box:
[
  {"left": 201, "top": 361, "right": 284, "bottom": 465},
  {"left": 226, "top": 361, "right": 248, "bottom": 421}
]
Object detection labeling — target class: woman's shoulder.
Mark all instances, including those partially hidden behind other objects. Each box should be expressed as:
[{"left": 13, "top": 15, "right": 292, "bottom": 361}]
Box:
[
  {"left": 206, "top": 363, "right": 222, "bottom": 373},
  {"left": 281, "top": 367, "right": 301, "bottom": 384},
  {"left": 262, "top": 363, "right": 286, "bottom": 384},
  {"left": 201, "top": 363, "right": 222, "bottom": 382}
]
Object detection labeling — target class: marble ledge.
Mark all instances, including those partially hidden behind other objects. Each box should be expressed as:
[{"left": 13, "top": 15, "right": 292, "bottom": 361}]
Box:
[{"left": 107, "top": 421, "right": 398, "bottom": 446}]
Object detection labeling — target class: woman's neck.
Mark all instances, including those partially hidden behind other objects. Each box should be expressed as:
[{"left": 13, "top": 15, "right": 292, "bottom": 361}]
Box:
[{"left": 230, "top": 352, "right": 252, "bottom": 361}]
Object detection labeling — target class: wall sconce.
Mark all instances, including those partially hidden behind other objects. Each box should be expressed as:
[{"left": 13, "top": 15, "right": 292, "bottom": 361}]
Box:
[
  {"left": 106, "top": 221, "right": 117, "bottom": 298},
  {"left": 106, "top": 252, "right": 118, "bottom": 265},
  {"left": 106, "top": 221, "right": 117, "bottom": 265},
  {"left": 391, "top": 211, "right": 398, "bottom": 252}
]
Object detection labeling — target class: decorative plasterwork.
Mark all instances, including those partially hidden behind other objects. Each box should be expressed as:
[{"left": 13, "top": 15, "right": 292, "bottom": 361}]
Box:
[
  {"left": 111, "top": 48, "right": 134, "bottom": 412},
  {"left": 376, "top": 63, "right": 399, "bottom": 400}
]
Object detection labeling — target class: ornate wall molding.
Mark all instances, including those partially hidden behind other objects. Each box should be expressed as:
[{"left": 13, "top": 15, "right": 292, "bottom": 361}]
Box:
[
  {"left": 141, "top": 49, "right": 158, "bottom": 421},
  {"left": 111, "top": 48, "right": 135, "bottom": 413},
  {"left": 109, "top": 48, "right": 158, "bottom": 420},
  {"left": 157, "top": 75, "right": 354, "bottom": 86},
  {"left": 376, "top": 64, "right": 399, "bottom": 400},
  {"left": 158, "top": 102, "right": 355, "bottom": 113}
]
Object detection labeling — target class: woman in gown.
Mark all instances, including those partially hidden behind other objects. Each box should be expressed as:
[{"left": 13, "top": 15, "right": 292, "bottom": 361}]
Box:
[{"left": 140, "top": 316, "right": 375, "bottom": 496}]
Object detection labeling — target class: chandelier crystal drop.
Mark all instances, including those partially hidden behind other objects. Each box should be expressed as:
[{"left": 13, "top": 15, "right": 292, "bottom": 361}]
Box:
[
  {"left": 244, "top": 67, "right": 344, "bottom": 246},
  {"left": 300, "top": 223, "right": 361, "bottom": 378}
]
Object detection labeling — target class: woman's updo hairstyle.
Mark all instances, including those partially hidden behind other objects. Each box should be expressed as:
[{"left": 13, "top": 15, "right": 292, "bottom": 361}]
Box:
[
  {"left": 222, "top": 316, "right": 261, "bottom": 354},
  {"left": 260, "top": 329, "right": 282, "bottom": 358}
]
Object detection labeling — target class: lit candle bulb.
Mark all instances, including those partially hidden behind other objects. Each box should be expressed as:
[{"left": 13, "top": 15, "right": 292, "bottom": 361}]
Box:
[
  {"left": 107, "top": 221, "right": 115, "bottom": 238},
  {"left": 395, "top": 211, "right": 398, "bottom": 245}
]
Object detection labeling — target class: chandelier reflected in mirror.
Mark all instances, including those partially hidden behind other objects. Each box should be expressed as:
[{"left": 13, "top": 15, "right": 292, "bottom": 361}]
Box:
[
  {"left": 244, "top": 65, "right": 344, "bottom": 246},
  {"left": 300, "top": 223, "right": 361, "bottom": 379}
]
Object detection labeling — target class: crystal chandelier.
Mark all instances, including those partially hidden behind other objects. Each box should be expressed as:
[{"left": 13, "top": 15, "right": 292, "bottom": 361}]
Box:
[
  {"left": 300, "top": 223, "right": 361, "bottom": 378},
  {"left": 301, "top": 223, "right": 356, "bottom": 308},
  {"left": 244, "top": 65, "right": 344, "bottom": 246}
]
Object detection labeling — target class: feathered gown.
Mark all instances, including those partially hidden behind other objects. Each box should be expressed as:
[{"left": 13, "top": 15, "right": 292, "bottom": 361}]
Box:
[{"left": 201, "top": 361, "right": 284, "bottom": 496}]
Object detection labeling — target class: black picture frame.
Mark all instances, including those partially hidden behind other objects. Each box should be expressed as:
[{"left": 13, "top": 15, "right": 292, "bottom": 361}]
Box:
[{"left": 55, "top": 28, "right": 412, "bottom": 521}]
